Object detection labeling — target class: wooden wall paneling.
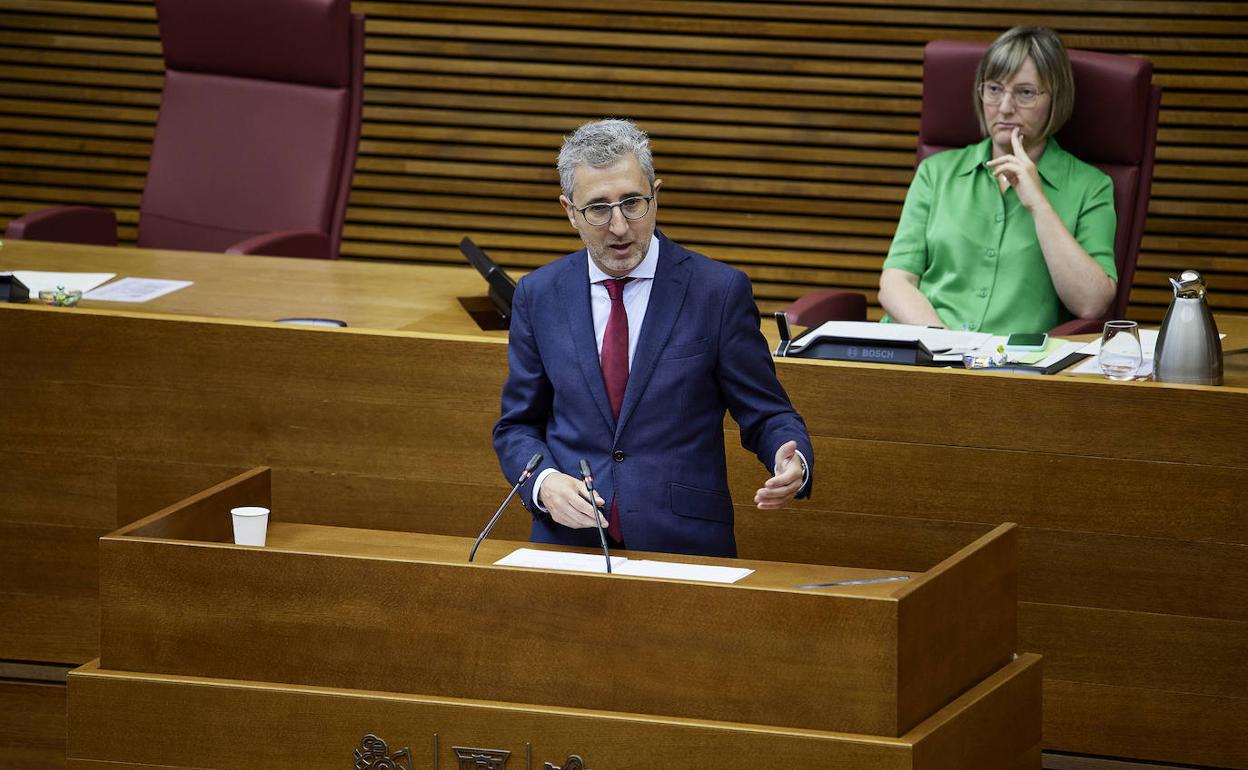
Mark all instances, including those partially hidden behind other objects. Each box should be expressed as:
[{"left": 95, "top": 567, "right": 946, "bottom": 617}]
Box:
[
  {"left": 2, "top": 1, "right": 1245, "bottom": 322},
  {"left": 0, "top": 680, "right": 67, "bottom": 770},
  {"left": 769, "top": 362, "right": 1248, "bottom": 468},
  {"left": 0, "top": 521, "right": 102, "bottom": 663},
  {"left": 1017, "top": 529, "right": 1248, "bottom": 621},
  {"left": 727, "top": 436, "right": 1245, "bottom": 544},
  {"left": 0, "top": 326, "right": 508, "bottom": 489},
  {"left": 1019, "top": 603, "right": 1247, "bottom": 699},
  {"left": 1043, "top": 679, "right": 1248, "bottom": 769},
  {"left": 735, "top": 503, "right": 1248, "bottom": 622},
  {"left": 0, "top": 451, "right": 117, "bottom": 531}
]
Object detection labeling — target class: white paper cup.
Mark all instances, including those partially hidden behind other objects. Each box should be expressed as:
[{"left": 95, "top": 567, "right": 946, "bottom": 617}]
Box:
[{"left": 230, "top": 506, "right": 270, "bottom": 546}]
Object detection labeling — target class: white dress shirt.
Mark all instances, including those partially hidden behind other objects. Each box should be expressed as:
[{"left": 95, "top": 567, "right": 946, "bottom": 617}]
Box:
[{"left": 588, "top": 233, "right": 659, "bottom": 365}]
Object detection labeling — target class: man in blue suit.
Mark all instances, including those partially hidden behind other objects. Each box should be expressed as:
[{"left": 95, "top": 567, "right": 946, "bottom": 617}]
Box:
[{"left": 493, "top": 119, "right": 813, "bottom": 558}]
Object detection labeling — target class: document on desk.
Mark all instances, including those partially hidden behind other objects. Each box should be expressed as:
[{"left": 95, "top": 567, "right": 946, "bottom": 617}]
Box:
[
  {"left": 84, "top": 277, "right": 192, "bottom": 302},
  {"left": 1070, "top": 356, "right": 1156, "bottom": 377},
  {"left": 495, "top": 547, "right": 753, "bottom": 583},
  {"left": 11, "top": 270, "right": 115, "bottom": 296},
  {"left": 614, "top": 560, "right": 753, "bottom": 583},
  {"left": 1076, "top": 329, "right": 1161, "bottom": 357},
  {"left": 495, "top": 548, "right": 626, "bottom": 573}
]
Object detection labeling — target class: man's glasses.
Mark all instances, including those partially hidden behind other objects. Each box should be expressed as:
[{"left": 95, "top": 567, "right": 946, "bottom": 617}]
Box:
[
  {"left": 574, "top": 195, "right": 653, "bottom": 227},
  {"left": 980, "top": 82, "right": 1047, "bottom": 107}
]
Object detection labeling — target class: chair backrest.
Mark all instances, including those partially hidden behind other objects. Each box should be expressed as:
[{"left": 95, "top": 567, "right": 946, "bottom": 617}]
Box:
[
  {"left": 916, "top": 40, "right": 1161, "bottom": 320},
  {"left": 138, "top": 0, "right": 364, "bottom": 257}
]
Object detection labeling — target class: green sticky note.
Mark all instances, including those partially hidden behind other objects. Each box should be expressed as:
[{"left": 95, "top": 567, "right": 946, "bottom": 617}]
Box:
[{"left": 1019, "top": 337, "right": 1065, "bottom": 365}]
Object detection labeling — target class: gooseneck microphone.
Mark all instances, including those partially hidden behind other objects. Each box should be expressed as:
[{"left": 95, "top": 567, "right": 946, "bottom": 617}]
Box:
[
  {"left": 468, "top": 452, "right": 542, "bottom": 562},
  {"left": 578, "top": 458, "right": 613, "bottom": 574}
]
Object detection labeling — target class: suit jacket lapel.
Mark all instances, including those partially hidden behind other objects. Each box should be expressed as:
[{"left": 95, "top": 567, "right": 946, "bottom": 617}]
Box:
[
  {"left": 557, "top": 251, "right": 616, "bottom": 433},
  {"left": 616, "top": 234, "right": 690, "bottom": 439}
]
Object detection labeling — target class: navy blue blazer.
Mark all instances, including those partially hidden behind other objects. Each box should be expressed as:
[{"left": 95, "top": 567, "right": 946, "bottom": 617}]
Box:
[{"left": 492, "top": 233, "right": 813, "bottom": 557}]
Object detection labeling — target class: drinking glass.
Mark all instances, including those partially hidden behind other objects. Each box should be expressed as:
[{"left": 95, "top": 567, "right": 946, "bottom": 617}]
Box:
[{"left": 1099, "top": 320, "right": 1143, "bottom": 380}]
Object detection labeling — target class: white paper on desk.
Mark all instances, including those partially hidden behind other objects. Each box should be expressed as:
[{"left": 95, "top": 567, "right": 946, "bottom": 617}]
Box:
[
  {"left": 1077, "top": 329, "right": 1161, "bottom": 357},
  {"left": 614, "top": 559, "right": 752, "bottom": 583},
  {"left": 495, "top": 548, "right": 625, "bottom": 574},
  {"left": 791, "top": 321, "right": 991, "bottom": 355},
  {"left": 494, "top": 548, "right": 752, "bottom": 583},
  {"left": 84, "top": 277, "right": 192, "bottom": 302},
  {"left": 1071, "top": 356, "right": 1155, "bottom": 377},
  {"left": 11, "top": 270, "right": 114, "bottom": 296}
]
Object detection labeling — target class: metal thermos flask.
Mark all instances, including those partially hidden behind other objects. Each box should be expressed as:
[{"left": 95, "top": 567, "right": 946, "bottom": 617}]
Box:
[{"left": 1153, "top": 270, "right": 1222, "bottom": 385}]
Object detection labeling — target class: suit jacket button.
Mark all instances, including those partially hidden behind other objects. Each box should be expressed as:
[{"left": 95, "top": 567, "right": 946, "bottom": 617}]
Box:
[{"left": 612, "top": 450, "right": 625, "bottom": 462}]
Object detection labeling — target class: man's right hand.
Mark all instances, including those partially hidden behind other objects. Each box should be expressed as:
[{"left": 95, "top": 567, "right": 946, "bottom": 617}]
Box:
[{"left": 538, "top": 472, "right": 607, "bottom": 529}]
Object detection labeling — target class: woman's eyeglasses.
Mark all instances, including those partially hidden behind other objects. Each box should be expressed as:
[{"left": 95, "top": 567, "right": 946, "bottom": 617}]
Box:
[{"left": 980, "top": 82, "right": 1047, "bottom": 107}]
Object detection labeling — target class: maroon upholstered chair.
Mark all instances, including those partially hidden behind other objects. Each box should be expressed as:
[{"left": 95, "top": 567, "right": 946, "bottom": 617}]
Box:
[
  {"left": 5, "top": 0, "right": 364, "bottom": 260},
  {"left": 786, "top": 40, "right": 1161, "bottom": 334}
]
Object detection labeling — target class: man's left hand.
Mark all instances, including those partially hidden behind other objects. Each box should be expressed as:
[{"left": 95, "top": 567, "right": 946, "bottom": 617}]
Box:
[{"left": 755, "top": 439, "right": 805, "bottom": 510}]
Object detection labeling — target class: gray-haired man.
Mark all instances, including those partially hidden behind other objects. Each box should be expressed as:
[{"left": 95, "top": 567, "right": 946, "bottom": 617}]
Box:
[{"left": 492, "top": 118, "right": 813, "bottom": 558}]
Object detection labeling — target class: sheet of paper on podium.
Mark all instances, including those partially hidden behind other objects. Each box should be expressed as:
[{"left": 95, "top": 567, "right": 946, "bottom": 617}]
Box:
[
  {"left": 615, "top": 559, "right": 753, "bottom": 583},
  {"left": 495, "top": 547, "right": 753, "bottom": 583}
]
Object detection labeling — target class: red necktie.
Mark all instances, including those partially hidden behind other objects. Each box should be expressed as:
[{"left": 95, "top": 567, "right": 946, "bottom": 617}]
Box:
[{"left": 600, "top": 277, "right": 631, "bottom": 543}]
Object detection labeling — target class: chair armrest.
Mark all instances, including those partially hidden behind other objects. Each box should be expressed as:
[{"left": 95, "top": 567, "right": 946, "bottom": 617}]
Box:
[
  {"left": 1050, "top": 318, "right": 1108, "bottom": 336},
  {"left": 226, "top": 230, "right": 333, "bottom": 260},
  {"left": 785, "top": 290, "right": 868, "bottom": 326},
  {"left": 4, "top": 206, "right": 118, "bottom": 245}
]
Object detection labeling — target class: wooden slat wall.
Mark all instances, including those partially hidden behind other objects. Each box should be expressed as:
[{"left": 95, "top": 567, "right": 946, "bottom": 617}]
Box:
[
  {"left": 0, "top": 680, "right": 67, "bottom": 770},
  {"left": 1, "top": 1, "right": 1246, "bottom": 322}
]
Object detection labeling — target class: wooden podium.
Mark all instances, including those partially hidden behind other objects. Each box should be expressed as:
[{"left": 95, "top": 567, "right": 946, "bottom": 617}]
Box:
[{"left": 68, "top": 468, "right": 1041, "bottom": 769}]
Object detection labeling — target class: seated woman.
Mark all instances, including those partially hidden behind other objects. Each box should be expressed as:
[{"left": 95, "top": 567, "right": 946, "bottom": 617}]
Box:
[{"left": 879, "top": 26, "right": 1118, "bottom": 335}]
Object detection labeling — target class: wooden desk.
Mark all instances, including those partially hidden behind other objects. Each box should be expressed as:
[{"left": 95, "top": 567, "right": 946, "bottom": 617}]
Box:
[
  {"left": 1, "top": 240, "right": 1245, "bottom": 768},
  {"left": 761, "top": 314, "right": 1248, "bottom": 387},
  {"left": 67, "top": 467, "right": 1039, "bottom": 769},
  {"left": 0, "top": 238, "right": 509, "bottom": 335}
]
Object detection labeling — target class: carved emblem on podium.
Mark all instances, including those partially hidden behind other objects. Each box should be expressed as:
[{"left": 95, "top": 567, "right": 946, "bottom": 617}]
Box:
[
  {"left": 543, "top": 755, "right": 587, "bottom": 770},
  {"left": 353, "top": 734, "right": 413, "bottom": 770},
  {"left": 453, "top": 745, "right": 511, "bottom": 769}
]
